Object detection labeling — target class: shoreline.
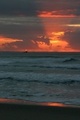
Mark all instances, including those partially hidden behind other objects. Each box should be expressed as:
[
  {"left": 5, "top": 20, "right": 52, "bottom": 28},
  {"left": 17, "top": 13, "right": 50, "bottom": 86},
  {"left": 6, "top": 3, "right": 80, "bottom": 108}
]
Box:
[
  {"left": 0, "top": 98, "right": 80, "bottom": 120},
  {"left": 0, "top": 98, "right": 80, "bottom": 107}
]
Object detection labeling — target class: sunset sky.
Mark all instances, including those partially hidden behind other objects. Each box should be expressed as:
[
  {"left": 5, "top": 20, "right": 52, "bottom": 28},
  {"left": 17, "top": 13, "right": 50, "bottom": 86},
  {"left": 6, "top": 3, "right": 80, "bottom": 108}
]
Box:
[{"left": 0, "top": 0, "right": 80, "bottom": 52}]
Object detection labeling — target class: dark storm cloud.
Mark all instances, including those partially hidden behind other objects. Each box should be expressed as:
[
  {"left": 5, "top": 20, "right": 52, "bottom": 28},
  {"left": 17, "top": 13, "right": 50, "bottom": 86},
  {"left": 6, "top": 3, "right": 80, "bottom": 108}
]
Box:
[
  {"left": 0, "top": 0, "right": 80, "bottom": 16},
  {"left": 61, "top": 30, "right": 80, "bottom": 50},
  {"left": 0, "top": 0, "right": 39, "bottom": 16},
  {"left": 37, "top": 0, "right": 80, "bottom": 16}
]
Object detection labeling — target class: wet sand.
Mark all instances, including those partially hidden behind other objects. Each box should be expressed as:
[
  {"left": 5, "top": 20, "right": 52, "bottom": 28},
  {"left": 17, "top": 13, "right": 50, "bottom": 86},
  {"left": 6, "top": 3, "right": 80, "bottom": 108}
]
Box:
[{"left": 0, "top": 98, "right": 80, "bottom": 120}]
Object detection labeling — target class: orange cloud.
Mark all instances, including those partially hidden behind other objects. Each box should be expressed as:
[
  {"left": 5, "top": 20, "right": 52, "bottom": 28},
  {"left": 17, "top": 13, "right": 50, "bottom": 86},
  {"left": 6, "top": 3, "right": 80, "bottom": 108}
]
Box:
[
  {"left": 0, "top": 36, "right": 23, "bottom": 49},
  {"left": 0, "top": 36, "right": 23, "bottom": 44},
  {"left": 32, "top": 31, "right": 74, "bottom": 52},
  {"left": 36, "top": 14, "right": 76, "bottom": 52},
  {"left": 37, "top": 11, "right": 75, "bottom": 18},
  {"left": 35, "top": 40, "right": 71, "bottom": 52},
  {"left": 48, "top": 32, "right": 68, "bottom": 51}
]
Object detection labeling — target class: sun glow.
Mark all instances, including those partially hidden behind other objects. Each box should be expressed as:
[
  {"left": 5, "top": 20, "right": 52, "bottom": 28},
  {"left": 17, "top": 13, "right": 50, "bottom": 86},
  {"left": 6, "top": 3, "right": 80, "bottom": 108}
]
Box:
[
  {"left": 49, "top": 32, "right": 65, "bottom": 46},
  {"left": 52, "top": 32, "right": 64, "bottom": 36},
  {"left": 50, "top": 40, "right": 60, "bottom": 43},
  {"left": 50, "top": 39, "right": 68, "bottom": 46}
]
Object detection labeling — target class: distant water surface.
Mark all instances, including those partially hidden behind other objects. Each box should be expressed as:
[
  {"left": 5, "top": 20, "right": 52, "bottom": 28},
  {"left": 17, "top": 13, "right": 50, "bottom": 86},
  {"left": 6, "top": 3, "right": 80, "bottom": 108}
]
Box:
[{"left": 0, "top": 52, "right": 80, "bottom": 105}]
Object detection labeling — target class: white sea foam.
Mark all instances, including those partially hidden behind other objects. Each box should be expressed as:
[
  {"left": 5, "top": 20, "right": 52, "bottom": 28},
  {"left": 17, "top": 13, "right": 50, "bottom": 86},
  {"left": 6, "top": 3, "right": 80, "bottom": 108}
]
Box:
[{"left": 0, "top": 52, "right": 80, "bottom": 105}]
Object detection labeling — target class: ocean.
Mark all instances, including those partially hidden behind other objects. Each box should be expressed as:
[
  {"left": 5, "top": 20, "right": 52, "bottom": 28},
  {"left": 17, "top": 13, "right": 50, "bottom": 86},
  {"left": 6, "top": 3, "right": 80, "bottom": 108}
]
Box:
[{"left": 0, "top": 52, "right": 80, "bottom": 106}]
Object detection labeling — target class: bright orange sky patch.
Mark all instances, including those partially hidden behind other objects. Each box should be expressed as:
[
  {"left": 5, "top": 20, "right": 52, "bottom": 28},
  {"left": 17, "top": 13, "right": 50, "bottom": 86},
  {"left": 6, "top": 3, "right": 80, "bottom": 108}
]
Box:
[
  {"left": 0, "top": 36, "right": 23, "bottom": 45},
  {"left": 35, "top": 39, "right": 70, "bottom": 52},
  {"left": 32, "top": 30, "right": 75, "bottom": 52},
  {"left": 0, "top": 36, "right": 23, "bottom": 49}
]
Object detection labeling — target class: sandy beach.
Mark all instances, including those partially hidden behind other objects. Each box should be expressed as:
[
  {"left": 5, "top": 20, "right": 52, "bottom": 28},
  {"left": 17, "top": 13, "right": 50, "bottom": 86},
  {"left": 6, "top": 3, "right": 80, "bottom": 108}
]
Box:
[{"left": 0, "top": 99, "right": 80, "bottom": 120}]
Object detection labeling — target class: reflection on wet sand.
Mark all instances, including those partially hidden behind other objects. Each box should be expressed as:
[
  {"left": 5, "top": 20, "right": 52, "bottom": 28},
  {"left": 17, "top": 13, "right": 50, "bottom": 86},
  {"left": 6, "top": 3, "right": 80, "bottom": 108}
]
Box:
[
  {"left": 0, "top": 98, "right": 80, "bottom": 120},
  {"left": 0, "top": 98, "right": 80, "bottom": 108}
]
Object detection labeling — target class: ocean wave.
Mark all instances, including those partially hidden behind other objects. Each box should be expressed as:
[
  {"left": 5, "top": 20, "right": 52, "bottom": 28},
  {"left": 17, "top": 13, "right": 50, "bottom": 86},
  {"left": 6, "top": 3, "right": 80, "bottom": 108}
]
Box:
[
  {"left": 0, "top": 63, "right": 80, "bottom": 71},
  {"left": 25, "top": 79, "right": 80, "bottom": 85},
  {"left": 0, "top": 77, "right": 14, "bottom": 81},
  {"left": 63, "top": 58, "right": 79, "bottom": 62},
  {"left": 30, "top": 65, "right": 80, "bottom": 70},
  {"left": 43, "top": 80, "right": 80, "bottom": 85},
  {"left": 0, "top": 76, "right": 80, "bottom": 86},
  {"left": 0, "top": 71, "right": 80, "bottom": 85}
]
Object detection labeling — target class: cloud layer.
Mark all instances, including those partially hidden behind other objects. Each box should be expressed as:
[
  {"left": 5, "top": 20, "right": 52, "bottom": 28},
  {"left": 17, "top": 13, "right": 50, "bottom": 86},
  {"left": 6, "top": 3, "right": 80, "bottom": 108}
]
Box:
[
  {"left": 0, "top": 0, "right": 80, "bottom": 51},
  {"left": 0, "top": 0, "right": 80, "bottom": 16}
]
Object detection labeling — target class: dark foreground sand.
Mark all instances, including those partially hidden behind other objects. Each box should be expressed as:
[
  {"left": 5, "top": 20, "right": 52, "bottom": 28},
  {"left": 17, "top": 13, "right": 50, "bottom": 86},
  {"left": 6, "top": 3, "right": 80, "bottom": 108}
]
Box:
[{"left": 0, "top": 99, "right": 80, "bottom": 120}]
